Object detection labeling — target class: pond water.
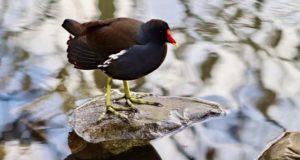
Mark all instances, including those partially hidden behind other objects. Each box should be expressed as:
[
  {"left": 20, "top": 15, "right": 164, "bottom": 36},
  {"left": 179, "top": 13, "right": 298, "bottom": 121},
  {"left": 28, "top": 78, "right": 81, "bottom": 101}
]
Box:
[{"left": 1, "top": 0, "right": 300, "bottom": 159}]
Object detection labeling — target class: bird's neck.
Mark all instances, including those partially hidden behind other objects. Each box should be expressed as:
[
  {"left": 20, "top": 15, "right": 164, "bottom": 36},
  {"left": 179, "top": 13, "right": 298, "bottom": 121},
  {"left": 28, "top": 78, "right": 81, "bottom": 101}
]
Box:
[{"left": 137, "top": 25, "right": 148, "bottom": 44}]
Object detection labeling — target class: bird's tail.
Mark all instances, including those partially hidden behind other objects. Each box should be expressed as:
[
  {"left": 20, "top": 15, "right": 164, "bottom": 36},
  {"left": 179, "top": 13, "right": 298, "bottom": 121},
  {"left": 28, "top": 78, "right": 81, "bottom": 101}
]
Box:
[
  {"left": 62, "top": 19, "right": 101, "bottom": 70},
  {"left": 62, "top": 19, "right": 85, "bottom": 37}
]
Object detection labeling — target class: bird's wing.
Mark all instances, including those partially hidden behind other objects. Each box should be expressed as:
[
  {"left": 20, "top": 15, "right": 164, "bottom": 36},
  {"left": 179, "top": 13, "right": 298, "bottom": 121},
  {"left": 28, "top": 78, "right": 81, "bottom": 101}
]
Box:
[
  {"left": 84, "top": 18, "right": 144, "bottom": 57},
  {"left": 67, "top": 36, "right": 103, "bottom": 70}
]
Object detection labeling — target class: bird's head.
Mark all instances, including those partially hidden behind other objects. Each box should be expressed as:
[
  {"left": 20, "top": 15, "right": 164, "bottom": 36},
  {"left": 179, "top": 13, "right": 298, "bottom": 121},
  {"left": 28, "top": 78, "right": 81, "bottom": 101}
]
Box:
[{"left": 143, "top": 19, "right": 177, "bottom": 46}]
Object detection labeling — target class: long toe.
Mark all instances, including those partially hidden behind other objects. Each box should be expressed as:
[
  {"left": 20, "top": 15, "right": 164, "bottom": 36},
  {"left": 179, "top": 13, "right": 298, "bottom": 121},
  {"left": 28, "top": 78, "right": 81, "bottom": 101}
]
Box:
[
  {"left": 98, "top": 105, "right": 129, "bottom": 121},
  {"left": 107, "top": 106, "right": 129, "bottom": 120},
  {"left": 126, "top": 96, "right": 162, "bottom": 107},
  {"left": 132, "top": 92, "right": 154, "bottom": 99}
]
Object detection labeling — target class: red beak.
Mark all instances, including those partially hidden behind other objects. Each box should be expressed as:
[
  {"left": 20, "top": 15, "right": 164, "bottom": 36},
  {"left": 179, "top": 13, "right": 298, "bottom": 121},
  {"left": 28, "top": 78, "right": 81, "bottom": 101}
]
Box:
[{"left": 166, "top": 29, "right": 176, "bottom": 45}]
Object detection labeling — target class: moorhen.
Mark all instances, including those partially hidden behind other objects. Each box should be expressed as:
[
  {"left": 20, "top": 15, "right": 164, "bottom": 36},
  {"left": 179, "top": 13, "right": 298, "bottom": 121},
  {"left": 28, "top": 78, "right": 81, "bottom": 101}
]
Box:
[{"left": 62, "top": 17, "right": 176, "bottom": 120}]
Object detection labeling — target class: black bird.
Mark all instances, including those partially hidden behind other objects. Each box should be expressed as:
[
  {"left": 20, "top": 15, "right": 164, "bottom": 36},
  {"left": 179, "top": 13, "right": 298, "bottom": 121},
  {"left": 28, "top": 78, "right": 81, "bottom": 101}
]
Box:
[{"left": 62, "top": 17, "right": 177, "bottom": 120}]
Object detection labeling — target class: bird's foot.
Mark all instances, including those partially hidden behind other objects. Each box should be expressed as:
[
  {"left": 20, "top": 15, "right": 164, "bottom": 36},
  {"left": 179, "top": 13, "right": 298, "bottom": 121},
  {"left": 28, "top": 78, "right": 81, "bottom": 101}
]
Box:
[
  {"left": 98, "top": 90, "right": 161, "bottom": 122},
  {"left": 114, "top": 93, "right": 162, "bottom": 108},
  {"left": 98, "top": 104, "right": 129, "bottom": 122},
  {"left": 126, "top": 95, "right": 162, "bottom": 107}
]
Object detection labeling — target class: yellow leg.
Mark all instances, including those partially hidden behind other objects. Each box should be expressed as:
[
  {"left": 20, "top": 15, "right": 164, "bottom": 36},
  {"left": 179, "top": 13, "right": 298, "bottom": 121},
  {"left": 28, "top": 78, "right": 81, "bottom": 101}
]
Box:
[
  {"left": 122, "top": 80, "right": 161, "bottom": 107},
  {"left": 98, "top": 79, "right": 161, "bottom": 121},
  {"left": 98, "top": 77, "right": 128, "bottom": 121}
]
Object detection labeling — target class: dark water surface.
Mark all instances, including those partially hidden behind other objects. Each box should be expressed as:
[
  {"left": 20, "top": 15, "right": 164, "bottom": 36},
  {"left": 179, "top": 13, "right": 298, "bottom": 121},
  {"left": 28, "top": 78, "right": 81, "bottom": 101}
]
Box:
[{"left": 1, "top": 0, "right": 300, "bottom": 159}]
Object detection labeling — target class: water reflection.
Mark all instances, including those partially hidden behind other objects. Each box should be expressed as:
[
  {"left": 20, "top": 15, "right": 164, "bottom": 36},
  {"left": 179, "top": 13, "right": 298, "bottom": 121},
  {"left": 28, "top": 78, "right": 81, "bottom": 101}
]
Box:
[
  {"left": 1, "top": 0, "right": 300, "bottom": 159},
  {"left": 66, "top": 132, "right": 161, "bottom": 160}
]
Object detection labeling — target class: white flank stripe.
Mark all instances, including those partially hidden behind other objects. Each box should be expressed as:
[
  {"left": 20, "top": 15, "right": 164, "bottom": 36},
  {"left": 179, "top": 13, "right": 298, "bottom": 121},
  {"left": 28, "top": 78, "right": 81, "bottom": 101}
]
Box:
[
  {"left": 97, "top": 64, "right": 108, "bottom": 68},
  {"left": 109, "top": 50, "right": 126, "bottom": 59},
  {"left": 98, "top": 50, "right": 127, "bottom": 68}
]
